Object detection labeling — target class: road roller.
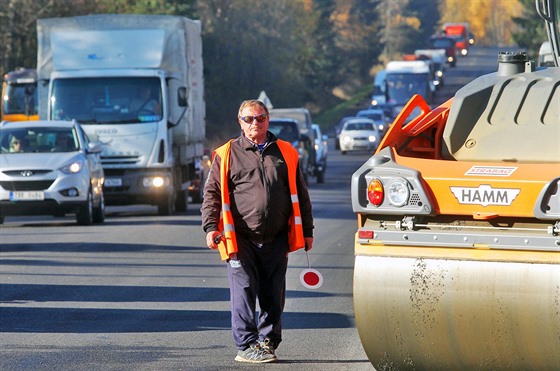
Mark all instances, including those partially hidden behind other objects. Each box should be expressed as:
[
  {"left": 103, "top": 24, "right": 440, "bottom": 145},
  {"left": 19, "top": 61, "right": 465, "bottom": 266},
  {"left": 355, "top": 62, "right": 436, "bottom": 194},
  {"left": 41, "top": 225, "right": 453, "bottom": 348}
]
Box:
[{"left": 351, "top": 1, "right": 560, "bottom": 369}]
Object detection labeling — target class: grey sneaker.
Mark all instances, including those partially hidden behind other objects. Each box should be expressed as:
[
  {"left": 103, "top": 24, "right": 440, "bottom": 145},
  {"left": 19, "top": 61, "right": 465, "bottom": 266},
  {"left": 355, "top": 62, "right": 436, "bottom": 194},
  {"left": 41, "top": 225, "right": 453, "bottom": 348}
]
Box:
[
  {"left": 260, "top": 338, "right": 276, "bottom": 356},
  {"left": 235, "top": 342, "right": 278, "bottom": 363}
]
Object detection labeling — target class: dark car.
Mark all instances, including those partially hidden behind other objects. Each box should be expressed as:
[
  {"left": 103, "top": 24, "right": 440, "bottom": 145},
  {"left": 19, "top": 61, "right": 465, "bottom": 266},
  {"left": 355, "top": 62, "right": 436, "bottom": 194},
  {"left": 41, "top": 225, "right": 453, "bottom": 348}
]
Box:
[
  {"left": 427, "top": 36, "right": 457, "bottom": 67},
  {"left": 268, "top": 118, "right": 311, "bottom": 182}
]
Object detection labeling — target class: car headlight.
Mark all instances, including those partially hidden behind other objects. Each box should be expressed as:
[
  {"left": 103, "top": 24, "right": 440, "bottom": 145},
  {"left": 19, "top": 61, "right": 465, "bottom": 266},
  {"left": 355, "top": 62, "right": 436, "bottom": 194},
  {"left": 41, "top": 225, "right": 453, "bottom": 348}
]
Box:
[
  {"left": 368, "top": 135, "right": 377, "bottom": 143},
  {"left": 342, "top": 135, "right": 352, "bottom": 144},
  {"left": 378, "top": 124, "right": 384, "bottom": 132},
  {"left": 387, "top": 177, "right": 410, "bottom": 207},
  {"left": 436, "top": 70, "right": 443, "bottom": 77},
  {"left": 60, "top": 160, "right": 84, "bottom": 174}
]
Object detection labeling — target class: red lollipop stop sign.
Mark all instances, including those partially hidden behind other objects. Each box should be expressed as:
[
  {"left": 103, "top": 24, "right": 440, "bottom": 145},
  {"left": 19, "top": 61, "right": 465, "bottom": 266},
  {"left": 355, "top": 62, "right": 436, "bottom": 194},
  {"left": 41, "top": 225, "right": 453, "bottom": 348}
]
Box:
[{"left": 300, "top": 250, "right": 323, "bottom": 289}]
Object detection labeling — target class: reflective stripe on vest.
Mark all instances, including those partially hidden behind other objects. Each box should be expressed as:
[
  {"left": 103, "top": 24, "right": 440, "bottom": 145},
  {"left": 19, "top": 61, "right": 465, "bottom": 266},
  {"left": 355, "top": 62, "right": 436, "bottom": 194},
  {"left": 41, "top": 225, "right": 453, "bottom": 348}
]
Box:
[{"left": 213, "top": 139, "right": 305, "bottom": 260}]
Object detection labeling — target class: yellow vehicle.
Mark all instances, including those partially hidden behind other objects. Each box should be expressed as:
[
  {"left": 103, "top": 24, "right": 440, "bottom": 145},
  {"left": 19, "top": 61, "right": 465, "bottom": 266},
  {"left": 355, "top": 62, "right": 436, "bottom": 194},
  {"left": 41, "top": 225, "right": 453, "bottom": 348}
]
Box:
[
  {"left": 351, "top": 0, "right": 559, "bottom": 369},
  {"left": 1, "top": 68, "right": 38, "bottom": 122}
]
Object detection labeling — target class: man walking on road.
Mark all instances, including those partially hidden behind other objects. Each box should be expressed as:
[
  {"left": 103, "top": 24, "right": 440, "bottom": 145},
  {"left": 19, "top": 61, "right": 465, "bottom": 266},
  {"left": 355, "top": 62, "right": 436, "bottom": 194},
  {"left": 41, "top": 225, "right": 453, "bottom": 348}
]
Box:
[{"left": 201, "top": 99, "right": 314, "bottom": 363}]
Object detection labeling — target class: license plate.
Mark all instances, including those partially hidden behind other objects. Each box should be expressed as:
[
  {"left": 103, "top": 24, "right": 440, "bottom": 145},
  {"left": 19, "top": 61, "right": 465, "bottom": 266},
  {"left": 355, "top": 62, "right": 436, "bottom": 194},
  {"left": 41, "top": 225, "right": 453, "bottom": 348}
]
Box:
[
  {"left": 10, "top": 191, "right": 45, "bottom": 201},
  {"left": 105, "top": 178, "right": 122, "bottom": 187}
]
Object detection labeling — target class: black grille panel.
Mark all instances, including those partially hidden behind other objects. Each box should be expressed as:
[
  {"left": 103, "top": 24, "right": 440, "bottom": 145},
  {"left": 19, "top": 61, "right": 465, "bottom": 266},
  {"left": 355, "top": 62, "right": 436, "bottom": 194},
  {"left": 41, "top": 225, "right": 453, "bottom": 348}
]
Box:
[
  {"left": 0, "top": 180, "right": 55, "bottom": 191},
  {"left": 3, "top": 170, "right": 52, "bottom": 176}
]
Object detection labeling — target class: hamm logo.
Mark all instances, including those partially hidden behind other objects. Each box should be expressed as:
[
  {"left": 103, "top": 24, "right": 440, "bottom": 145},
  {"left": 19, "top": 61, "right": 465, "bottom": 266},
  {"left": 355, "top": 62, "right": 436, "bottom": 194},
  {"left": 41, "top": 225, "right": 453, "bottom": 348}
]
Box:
[{"left": 450, "top": 185, "right": 520, "bottom": 207}]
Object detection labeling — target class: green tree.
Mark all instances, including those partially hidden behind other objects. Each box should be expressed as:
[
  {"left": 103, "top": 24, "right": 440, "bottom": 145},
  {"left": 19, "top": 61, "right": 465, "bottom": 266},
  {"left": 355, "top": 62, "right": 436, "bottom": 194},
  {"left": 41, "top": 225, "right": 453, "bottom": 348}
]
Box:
[{"left": 512, "top": 0, "right": 549, "bottom": 58}]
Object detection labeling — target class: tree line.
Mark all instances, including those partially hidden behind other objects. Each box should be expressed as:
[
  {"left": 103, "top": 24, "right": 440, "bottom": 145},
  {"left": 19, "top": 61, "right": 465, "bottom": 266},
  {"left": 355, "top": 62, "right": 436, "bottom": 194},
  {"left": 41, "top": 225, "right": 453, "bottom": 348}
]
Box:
[{"left": 0, "top": 0, "right": 543, "bottom": 140}]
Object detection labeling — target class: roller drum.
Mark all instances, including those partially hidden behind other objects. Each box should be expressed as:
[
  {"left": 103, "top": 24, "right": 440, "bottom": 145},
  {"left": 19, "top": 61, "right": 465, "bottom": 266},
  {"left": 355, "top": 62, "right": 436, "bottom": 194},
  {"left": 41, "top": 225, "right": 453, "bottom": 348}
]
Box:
[{"left": 354, "top": 254, "right": 560, "bottom": 370}]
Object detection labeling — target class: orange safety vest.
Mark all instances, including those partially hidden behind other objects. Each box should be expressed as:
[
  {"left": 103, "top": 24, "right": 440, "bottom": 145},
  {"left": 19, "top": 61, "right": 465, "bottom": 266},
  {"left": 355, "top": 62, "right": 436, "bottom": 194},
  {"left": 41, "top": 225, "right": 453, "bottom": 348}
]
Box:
[{"left": 213, "top": 139, "right": 306, "bottom": 260}]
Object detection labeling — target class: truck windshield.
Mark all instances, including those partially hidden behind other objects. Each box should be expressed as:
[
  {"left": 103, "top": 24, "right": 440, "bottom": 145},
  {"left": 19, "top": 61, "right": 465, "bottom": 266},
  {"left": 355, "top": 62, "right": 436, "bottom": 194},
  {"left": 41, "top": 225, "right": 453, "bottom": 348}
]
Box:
[
  {"left": 386, "top": 73, "right": 429, "bottom": 105},
  {"left": 51, "top": 77, "right": 162, "bottom": 124}
]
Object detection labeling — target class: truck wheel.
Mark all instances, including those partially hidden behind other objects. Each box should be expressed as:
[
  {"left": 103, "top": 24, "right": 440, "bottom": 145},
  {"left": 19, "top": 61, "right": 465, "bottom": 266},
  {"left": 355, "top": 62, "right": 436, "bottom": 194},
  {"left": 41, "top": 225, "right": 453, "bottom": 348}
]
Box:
[
  {"left": 316, "top": 169, "right": 325, "bottom": 184},
  {"left": 93, "top": 190, "right": 105, "bottom": 223},
  {"left": 175, "top": 189, "right": 188, "bottom": 212},
  {"left": 157, "top": 192, "right": 175, "bottom": 216},
  {"left": 77, "top": 189, "right": 94, "bottom": 225}
]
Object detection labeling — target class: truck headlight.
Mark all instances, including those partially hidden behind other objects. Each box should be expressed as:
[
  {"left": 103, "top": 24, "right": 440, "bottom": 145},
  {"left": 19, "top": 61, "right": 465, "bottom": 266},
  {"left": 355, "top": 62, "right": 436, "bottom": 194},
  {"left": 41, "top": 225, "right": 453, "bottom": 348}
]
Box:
[
  {"left": 387, "top": 177, "right": 410, "bottom": 207},
  {"left": 142, "top": 176, "right": 168, "bottom": 188}
]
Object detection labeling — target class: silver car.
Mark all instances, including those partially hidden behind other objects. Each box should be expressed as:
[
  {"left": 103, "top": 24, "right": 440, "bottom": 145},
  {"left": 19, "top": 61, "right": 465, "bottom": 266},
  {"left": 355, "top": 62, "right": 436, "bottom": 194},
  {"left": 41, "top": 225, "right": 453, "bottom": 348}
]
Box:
[
  {"left": 0, "top": 120, "right": 105, "bottom": 225},
  {"left": 312, "top": 124, "right": 328, "bottom": 183},
  {"left": 339, "top": 118, "right": 381, "bottom": 154}
]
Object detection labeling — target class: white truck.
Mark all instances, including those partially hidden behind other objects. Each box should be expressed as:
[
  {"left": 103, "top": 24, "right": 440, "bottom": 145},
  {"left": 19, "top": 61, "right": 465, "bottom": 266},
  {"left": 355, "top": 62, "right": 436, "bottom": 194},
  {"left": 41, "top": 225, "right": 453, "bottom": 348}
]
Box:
[{"left": 37, "top": 14, "right": 205, "bottom": 214}]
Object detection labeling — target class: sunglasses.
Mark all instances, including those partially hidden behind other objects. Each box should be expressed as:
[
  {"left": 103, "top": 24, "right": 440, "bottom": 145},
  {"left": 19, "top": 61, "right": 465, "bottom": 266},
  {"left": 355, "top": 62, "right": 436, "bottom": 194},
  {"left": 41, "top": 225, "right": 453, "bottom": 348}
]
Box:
[{"left": 239, "top": 114, "right": 268, "bottom": 123}]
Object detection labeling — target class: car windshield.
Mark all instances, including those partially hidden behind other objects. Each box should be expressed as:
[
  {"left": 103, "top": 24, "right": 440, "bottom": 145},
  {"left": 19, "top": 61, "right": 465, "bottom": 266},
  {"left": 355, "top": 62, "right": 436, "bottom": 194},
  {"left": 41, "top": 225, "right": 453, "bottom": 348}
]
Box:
[
  {"left": 1, "top": 127, "right": 79, "bottom": 154},
  {"left": 430, "top": 38, "right": 454, "bottom": 48},
  {"left": 268, "top": 121, "right": 300, "bottom": 142},
  {"left": 358, "top": 112, "right": 383, "bottom": 121},
  {"left": 3, "top": 83, "right": 38, "bottom": 116},
  {"left": 345, "top": 122, "right": 375, "bottom": 131}
]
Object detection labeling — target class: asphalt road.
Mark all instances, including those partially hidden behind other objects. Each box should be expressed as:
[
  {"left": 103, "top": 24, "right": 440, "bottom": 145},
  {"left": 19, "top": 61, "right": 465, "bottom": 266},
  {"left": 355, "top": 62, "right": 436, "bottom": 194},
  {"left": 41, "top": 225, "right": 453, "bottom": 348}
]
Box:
[{"left": 1, "top": 46, "right": 504, "bottom": 370}]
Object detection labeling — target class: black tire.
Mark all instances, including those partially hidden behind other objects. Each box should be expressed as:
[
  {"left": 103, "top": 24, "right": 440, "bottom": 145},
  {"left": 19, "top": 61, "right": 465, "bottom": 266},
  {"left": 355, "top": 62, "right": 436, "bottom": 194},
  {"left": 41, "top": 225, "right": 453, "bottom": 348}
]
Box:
[
  {"left": 157, "top": 191, "right": 175, "bottom": 215},
  {"left": 77, "top": 189, "right": 94, "bottom": 225},
  {"left": 92, "top": 189, "right": 105, "bottom": 224},
  {"left": 341, "top": 151, "right": 347, "bottom": 155},
  {"left": 316, "top": 170, "right": 325, "bottom": 184},
  {"left": 175, "top": 189, "right": 189, "bottom": 212}
]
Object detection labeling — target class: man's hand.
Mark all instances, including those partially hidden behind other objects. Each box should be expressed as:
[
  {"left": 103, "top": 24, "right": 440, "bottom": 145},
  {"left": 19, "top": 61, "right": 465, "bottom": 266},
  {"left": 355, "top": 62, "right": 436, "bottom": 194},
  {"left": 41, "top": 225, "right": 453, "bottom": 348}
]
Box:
[
  {"left": 304, "top": 237, "right": 314, "bottom": 251},
  {"left": 206, "top": 231, "right": 222, "bottom": 249}
]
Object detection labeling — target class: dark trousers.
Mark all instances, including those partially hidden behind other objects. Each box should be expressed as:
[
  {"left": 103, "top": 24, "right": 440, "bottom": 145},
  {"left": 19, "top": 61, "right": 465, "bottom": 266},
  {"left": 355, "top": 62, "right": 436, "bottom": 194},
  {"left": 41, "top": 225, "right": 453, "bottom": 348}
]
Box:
[{"left": 227, "top": 231, "right": 289, "bottom": 350}]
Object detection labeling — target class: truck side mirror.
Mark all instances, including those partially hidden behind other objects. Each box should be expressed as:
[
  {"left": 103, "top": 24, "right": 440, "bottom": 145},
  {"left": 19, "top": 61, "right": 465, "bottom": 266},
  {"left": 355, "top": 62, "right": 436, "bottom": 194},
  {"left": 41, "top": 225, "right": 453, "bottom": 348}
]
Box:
[{"left": 178, "top": 87, "right": 188, "bottom": 107}]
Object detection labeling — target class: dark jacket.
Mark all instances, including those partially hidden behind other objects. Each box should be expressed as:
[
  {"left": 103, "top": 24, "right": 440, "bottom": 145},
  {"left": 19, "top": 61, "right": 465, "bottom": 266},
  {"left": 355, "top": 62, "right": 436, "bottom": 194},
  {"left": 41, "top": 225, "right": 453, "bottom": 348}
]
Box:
[{"left": 201, "top": 133, "right": 313, "bottom": 244}]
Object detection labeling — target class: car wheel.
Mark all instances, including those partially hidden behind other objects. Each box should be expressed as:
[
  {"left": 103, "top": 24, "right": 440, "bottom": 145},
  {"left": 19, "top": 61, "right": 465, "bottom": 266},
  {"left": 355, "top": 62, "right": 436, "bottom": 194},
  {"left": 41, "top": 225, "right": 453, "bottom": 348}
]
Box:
[
  {"left": 0, "top": 216, "right": 4, "bottom": 224},
  {"left": 77, "top": 189, "right": 94, "bottom": 225},
  {"left": 341, "top": 151, "right": 347, "bottom": 155},
  {"left": 93, "top": 189, "right": 105, "bottom": 224}
]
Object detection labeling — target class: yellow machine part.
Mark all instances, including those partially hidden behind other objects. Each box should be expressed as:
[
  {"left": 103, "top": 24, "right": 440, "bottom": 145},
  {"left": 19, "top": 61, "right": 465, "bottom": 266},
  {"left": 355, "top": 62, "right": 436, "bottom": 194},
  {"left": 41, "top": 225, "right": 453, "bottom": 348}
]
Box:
[{"left": 354, "top": 241, "right": 560, "bottom": 370}]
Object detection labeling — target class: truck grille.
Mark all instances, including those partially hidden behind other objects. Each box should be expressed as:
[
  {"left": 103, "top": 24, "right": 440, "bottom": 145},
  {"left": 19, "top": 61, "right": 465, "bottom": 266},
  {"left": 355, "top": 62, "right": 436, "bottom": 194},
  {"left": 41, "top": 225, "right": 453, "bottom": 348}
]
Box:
[
  {"left": 0, "top": 180, "right": 55, "bottom": 191},
  {"left": 101, "top": 156, "right": 140, "bottom": 165}
]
